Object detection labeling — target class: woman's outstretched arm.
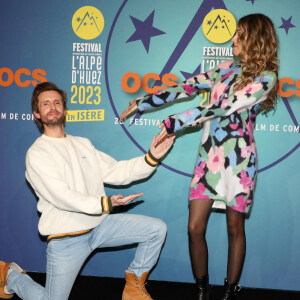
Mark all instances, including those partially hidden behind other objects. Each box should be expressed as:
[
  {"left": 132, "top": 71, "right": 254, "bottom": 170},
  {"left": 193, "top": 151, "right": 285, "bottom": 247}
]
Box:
[
  {"left": 119, "top": 62, "right": 225, "bottom": 121},
  {"left": 156, "top": 71, "right": 276, "bottom": 142}
]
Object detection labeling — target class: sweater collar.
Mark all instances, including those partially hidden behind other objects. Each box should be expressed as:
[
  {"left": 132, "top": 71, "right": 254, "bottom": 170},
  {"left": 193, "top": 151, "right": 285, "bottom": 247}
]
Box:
[{"left": 41, "top": 133, "right": 68, "bottom": 142}]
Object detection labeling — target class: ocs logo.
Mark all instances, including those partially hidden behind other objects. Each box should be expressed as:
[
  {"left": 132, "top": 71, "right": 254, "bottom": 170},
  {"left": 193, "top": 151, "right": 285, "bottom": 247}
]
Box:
[
  {"left": 72, "top": 6, "right": 105, "bottom": 40},
  {"left": 202, "top": 9, "right": 236, "bottom": 43},
  {"left": 0, "top": 68, "right": 47, "bottom": 87}
]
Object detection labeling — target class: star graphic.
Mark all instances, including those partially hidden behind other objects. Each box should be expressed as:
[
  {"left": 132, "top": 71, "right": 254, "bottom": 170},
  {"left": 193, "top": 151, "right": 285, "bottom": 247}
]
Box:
[
  {"left": 279, "top": 16, "right": 296, "bottom": 34},
  {"left": 84, "top": 22, "right": 87, "bottom": 26},
  {"left": 214, "top": 25, "right": 218, "bottom": 29},
  {"left": 207, "top": 20, "right": 212, "bottom": 25},
  {"left": 246, "top": 0, "right": 255, "bottom": 4},
  {"left": 180, "top": 64, "right": 202, "bottom": 80},
  {"left": 76, "top": 17, "right": 81, "bottom": 22},
  {"left": 126, "top": 10, "right": 166, "bottom": 53}
]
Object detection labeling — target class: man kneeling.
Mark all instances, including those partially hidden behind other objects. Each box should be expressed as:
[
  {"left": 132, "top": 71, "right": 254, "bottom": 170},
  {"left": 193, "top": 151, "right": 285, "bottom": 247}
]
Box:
[{"left": 0, "top": 82, "right": 175, "bottom": 300}]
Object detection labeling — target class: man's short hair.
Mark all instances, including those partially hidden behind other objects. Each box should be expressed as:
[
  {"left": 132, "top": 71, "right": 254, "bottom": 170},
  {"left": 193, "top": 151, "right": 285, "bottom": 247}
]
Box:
[{"left": 31, "top": 82, "right": 67, "bottom": 128}]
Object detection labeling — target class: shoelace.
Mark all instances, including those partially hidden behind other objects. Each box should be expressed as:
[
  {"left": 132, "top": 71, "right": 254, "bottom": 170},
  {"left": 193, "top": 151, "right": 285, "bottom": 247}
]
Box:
[
  {"left": 141, "top": 282, "right": 151, "bottom": 297},
  {"left": 129, "top": 276, "right": 152, "bottom": 299}
]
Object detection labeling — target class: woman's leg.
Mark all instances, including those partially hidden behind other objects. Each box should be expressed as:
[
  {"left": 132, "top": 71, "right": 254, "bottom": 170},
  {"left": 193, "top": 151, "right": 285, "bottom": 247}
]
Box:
[
  {"left": 188, "top": 199, "right": 213, "bottom": 278},
  {"left": 225, "top": 207, "right": 246, "bottom": 284}
]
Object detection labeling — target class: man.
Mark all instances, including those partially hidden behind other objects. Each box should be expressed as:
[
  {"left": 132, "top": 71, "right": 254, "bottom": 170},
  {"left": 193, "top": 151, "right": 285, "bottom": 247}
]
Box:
[{"left": 0, "top": 82, "right": 175, "bottom": 300}]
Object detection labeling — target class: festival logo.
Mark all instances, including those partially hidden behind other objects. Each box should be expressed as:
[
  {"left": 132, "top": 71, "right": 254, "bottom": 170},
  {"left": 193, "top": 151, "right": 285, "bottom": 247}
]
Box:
[
  {"left": 202, "top": 9, "right": 236, "bottom": 43},
  {"left": 68, "top": 6, "right": 105, "bottom": 123},
  {"left": 72, "top": 6, "right": 105, "bottom": 40}
]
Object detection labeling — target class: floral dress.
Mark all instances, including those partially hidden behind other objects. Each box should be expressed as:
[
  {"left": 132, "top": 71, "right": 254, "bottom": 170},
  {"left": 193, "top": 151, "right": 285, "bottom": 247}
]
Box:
[{"left": 136, "top": 60, "right": 276, "bottom": 213}]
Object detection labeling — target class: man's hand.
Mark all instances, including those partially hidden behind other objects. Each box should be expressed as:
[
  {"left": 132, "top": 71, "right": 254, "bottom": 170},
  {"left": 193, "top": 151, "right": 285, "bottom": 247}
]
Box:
[
  {"left": 149, "top": 132, "right": 175, "bottom": 160},
  {"left": 111, "top": 193, "right": 144, "bottom": 207}
]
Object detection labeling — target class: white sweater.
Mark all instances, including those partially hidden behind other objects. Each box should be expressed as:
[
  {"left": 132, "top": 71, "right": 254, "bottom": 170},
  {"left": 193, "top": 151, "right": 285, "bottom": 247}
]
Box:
[{"left": 25, "top": 134, "right": 156, "bottom": 236}]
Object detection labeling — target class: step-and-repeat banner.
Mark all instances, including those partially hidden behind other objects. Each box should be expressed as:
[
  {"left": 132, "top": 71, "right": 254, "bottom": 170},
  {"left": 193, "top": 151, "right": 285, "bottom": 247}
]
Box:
[{"left": 0, "top": 0, "right": 299, "bottom": 291}]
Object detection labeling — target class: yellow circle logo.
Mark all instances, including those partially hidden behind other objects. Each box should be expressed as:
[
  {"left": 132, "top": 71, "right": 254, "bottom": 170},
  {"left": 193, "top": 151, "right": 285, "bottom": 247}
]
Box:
[
  {"left": 72, "top": 6, "right": 104, "bottom": 40},
  {"left": 202, "top": 9, "right": 236, "bottom": 44}
]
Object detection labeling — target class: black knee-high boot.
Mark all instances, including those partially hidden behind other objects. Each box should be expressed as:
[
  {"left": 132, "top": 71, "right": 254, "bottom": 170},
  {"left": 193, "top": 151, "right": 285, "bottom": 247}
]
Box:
[
  {"left": 221, "top": 278, "right": 241, "bottom": 300},
  {"left": 195, "top": 275, "right": 210, "bottom": 300}
]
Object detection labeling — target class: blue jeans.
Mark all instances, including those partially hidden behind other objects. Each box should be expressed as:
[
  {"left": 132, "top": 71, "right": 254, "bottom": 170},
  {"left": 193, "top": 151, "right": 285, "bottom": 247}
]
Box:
[{"left": 7, "top": 214, "right": 167, "bottom": 300}]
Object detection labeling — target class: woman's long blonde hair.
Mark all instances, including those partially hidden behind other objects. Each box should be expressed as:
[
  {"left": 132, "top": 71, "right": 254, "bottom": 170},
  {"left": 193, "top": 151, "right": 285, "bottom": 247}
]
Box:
[{"left": 234, "top": 14, "right": 279, "bottom": 113}]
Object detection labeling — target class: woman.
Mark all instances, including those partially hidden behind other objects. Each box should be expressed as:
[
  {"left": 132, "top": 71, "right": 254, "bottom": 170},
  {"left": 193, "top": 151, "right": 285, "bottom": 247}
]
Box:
[{"left": 121, "top": 14, "right": 279, "bottom": 300}]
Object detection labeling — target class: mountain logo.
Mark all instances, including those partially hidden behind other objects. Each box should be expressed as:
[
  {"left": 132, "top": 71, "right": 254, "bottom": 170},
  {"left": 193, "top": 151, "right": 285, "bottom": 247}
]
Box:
[
  {"left": 72, "top": 6, "right": 104, "bottom": 40},
  {"left": 202, "top": 9, "right": 236, "bottom": 44}
]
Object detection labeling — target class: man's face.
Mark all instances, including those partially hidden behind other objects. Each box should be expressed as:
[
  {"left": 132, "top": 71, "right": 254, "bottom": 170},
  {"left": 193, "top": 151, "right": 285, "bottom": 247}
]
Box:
[{"left": 34, "top": 90, "right": 66, "bottom": 127}]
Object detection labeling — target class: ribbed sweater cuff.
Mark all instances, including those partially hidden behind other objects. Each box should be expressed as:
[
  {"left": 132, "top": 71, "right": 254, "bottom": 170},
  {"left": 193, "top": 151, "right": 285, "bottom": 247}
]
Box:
[
  {"left": 101, "top": 196, "right": 112, "bottom": 213},
  {"left": 144, "top": 150, "right": 160, "bottom": 167}
]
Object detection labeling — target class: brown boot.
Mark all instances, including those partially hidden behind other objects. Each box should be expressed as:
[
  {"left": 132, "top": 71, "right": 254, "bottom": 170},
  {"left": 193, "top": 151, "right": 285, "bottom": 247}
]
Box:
[
  {"left": 0, "top": 261, "right": 26, "bottom": 299},
  {"left": 122, "top": 271, "right": 153, "bottom": 300}
]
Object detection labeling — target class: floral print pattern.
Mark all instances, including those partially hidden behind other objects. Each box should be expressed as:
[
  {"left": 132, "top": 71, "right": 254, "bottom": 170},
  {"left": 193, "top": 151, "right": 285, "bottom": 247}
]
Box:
[{"left": 136, "top": 60, "right": 276, "bottom": 213}]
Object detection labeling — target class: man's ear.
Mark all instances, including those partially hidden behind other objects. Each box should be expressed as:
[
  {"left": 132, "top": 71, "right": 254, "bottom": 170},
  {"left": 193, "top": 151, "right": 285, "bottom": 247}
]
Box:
[{"left": 33, "top": 111, "right": 41, "bottom": 119}]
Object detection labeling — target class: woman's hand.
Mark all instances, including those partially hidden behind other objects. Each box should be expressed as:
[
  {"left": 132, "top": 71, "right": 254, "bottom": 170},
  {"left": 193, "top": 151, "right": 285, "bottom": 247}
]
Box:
[
  {"left": 120, "top": 99, "right": 140, "bottom": 122},
  {"left": 155, "top": 122, "right": 170, "bottom": 146},
  {"left": 111, "top": 193, "right": 144, "bottom": 207}
]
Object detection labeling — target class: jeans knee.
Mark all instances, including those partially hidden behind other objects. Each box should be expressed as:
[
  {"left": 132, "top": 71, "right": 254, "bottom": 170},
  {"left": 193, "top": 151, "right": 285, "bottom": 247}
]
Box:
[{"left": 151, "top": 218, "right": 167, "bottom": 241}]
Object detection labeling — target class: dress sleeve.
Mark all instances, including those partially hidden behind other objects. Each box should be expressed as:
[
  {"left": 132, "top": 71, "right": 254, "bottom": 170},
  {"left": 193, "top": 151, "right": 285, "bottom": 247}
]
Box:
[
  {"left": 162, "top": 71, "right": 277, "bottom": 134},
  {"left": 136, "top": 63, "right": 222, "bottom": 112}
]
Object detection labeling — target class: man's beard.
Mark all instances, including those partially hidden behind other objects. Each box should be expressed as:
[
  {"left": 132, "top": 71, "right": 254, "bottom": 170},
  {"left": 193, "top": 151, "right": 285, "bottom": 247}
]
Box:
[{"left": 41, "top": 112, "right": 65, "bottom": 126}]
